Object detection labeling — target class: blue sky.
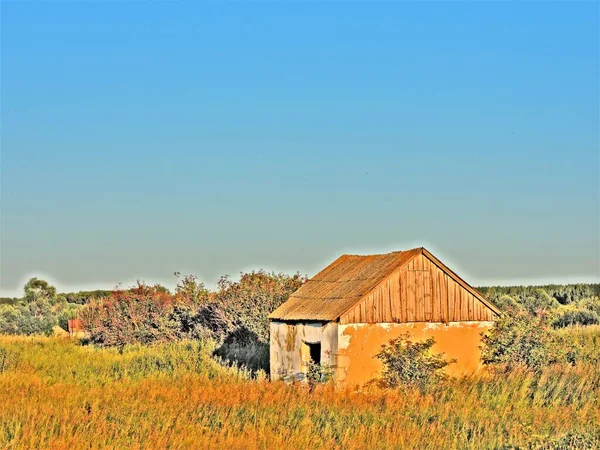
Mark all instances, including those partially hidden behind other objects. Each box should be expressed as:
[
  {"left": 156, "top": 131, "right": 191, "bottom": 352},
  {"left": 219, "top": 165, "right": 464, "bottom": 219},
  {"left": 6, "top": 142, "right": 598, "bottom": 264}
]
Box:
[{"left": 1, "top": 1, "right": 598, "bottom": 296}]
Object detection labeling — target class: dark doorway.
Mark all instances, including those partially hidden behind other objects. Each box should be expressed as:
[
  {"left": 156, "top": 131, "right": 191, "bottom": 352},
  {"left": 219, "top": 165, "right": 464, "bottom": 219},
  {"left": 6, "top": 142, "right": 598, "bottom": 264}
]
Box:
[{"left": 307, "top": 342, "right": 321, "bottom": 365}]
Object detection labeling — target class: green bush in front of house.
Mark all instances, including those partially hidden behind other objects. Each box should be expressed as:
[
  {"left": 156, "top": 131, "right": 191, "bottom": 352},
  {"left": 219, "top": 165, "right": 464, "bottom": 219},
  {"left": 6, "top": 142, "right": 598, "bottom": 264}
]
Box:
[{"left": 375, "top": 333, "right": 456, "bottom": 390}]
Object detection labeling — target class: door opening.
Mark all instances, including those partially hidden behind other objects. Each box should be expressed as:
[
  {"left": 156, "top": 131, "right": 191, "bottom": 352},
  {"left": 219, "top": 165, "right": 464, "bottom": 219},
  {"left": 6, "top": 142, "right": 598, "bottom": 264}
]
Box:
[{"left": 307, "top": 342, "right": 321, "bottom": 365}]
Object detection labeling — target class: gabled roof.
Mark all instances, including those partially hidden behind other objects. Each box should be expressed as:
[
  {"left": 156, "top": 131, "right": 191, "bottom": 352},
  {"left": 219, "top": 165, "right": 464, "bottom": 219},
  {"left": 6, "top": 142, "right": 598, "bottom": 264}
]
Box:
[
  {"left": 269, "top": 247, "right": 501, "bottom": 321},
  {"left": 269, "top": 248, "right": 421, "bottom": 321}
]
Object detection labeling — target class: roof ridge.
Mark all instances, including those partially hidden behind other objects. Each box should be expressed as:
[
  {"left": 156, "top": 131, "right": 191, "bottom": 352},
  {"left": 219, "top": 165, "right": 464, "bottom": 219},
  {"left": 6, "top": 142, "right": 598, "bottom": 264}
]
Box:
[{"left": 340, "top": 247, "right": 422, "bottom": 258}]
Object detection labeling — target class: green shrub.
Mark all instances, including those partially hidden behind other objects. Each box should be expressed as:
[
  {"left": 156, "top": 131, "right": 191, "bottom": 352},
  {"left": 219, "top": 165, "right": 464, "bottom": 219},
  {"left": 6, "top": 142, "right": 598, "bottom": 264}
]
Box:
[
  {"left": 491, "top": 295, "right": 523, "bottom": 313},
  {"left": 214, "top": 271, "right": 306, "bottom": 343},
  {"left": 375, "top": 333, "right": 455, "bottom": 390},
  {"left": 303, "top": 359, "right": 335, "bottom": 387},
  {"left": 576, "top": 297, "right": 600, "bottom": 315},
  {"left": 552, "top": 309, "right": 600, "bottom": 329},
  {"left": 480, "top": 313, "right": 559, "bottom": 372},
  {"left": 0, "top": 300, "right": 57, "bottom": 336}
]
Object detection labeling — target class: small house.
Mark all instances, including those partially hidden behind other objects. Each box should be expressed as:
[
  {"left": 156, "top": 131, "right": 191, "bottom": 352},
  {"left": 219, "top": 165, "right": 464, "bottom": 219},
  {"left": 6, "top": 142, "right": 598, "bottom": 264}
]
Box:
[
  {"left": 67, "top": 319, "right": 85, "bottom": 338},
  {"left": 269, "top": 247, "right": 500, "bottom": 386}
]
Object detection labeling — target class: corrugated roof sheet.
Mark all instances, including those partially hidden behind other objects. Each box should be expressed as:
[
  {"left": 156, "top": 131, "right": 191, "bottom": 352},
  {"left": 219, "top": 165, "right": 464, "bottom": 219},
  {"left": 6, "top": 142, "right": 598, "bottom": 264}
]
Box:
[{"left": 269, "top": 248, "right": 422, "bottom": 321}]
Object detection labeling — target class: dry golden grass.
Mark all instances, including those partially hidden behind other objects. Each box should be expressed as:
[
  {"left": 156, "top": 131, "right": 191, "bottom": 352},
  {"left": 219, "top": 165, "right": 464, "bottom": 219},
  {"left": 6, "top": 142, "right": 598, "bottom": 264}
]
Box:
[{"left": 1, "top": 331, "right": 599, "bottom": 450}]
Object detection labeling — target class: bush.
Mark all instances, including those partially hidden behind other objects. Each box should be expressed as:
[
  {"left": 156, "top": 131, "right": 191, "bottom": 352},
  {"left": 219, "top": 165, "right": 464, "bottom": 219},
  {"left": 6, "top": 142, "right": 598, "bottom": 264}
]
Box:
[
  {"left": 492, "top": 294, "right": 522, "bottom": 313},
  {"left": 374, "top": 333, "right": 455, "bottom": 390},
  {"left": 303, "top": 358, "right": 335, "bottom": 387},
  {"left": 552, "top": 309, "right": 600, "bottom": 329},
  {"left": 481, "top": 313, "right": 560, "bottom": 372},
  {"left": 577, "top": 297, "right": 600, "bottom": 315},
  {"left": 0, "top": 300, "right": 57, "bottom": 336},
  {"left": 79, "top": 283, "right": 181, "bottom": 347},
  {"left": 214, "top": 271, "right": 306, "bottom": 343}
]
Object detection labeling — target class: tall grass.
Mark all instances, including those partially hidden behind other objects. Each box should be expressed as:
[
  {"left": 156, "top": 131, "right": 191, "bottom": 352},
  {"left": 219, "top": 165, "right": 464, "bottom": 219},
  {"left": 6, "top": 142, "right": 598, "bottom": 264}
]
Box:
[{"left": 1, "top": 328, "right": 599, "bottom": 450}]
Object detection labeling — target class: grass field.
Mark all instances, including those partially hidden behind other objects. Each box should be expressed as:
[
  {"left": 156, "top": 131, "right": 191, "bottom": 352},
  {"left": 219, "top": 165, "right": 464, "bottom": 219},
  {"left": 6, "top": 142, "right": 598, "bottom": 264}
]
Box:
[{"left": 1, "top": 329, "right": 599, "bottom": 450}]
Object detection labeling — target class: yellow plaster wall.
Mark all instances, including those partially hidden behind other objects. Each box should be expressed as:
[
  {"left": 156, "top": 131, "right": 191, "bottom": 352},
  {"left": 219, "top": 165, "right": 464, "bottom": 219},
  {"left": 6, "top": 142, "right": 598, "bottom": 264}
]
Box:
[{"left": 336, "top": 321, "right": 493, "bottom": 387}]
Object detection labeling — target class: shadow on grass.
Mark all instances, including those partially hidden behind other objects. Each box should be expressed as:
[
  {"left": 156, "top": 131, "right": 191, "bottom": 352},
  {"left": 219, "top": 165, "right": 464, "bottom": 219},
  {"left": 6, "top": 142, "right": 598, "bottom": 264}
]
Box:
[{"left": 213, "top": 327, "right": 269, "bottom": 376}]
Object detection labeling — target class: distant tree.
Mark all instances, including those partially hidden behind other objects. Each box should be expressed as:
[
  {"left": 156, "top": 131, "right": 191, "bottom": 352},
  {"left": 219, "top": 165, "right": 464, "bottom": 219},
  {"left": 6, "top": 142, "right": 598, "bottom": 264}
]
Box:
[
  {"left": 62, "top": 290, "right": 113, "bottom": 305},
  {"left": 521, "top": 289, "right": 560, "bottom": 315},
  {"left": 0, "top": 298, "right": 20, "bottom": 306},
  {"left": 23, "top": 278, "right": 57, "bottom": 303}
]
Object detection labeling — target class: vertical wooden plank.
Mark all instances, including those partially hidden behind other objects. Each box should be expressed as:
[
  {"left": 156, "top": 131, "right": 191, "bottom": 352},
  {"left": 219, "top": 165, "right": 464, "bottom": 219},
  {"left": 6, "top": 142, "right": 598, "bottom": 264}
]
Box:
[
  {"left": 407, "top": 270, "right": 416, "bottom": 321},
  {"left": 359, "top": 298, "right": 364, "bottom": 323},
  {"left": 454, "top": 281, "right": 460, "bottom": 321},
  {"left": 467, "top": 293, "right": 473, "bottom": 321},
  {"left": 415, "top": 271, "right": 423, "bottom": 321},
  {"left": 401, "top": 270, "right": 408, "bottom": 322},
  {"left": 415, "top": 254, "right": 423, "bottom": 271},
  {"left": 438, "top": 270, "right": 444, "bottom": 322},
  {"left": 449, "top": 280, "right": 455, "bottom": 321},
  {"left": 385, "top": 279, "right": 391, "bottom": 322},
  {"left": 390, "top": 273, "right": 399, "bottom": 322},
  {"left": 424, "top": 271, "right": 432, "bottom": 321},
  {"left": 432, "top": 269, "right": 440, "bottom": 322},
  {"left": 460, "top": 283, "right": 468, "bottom": 321},
  {"left": 379, "top": 285, "right": 384, "bottom": 322},
  {"left": 453, "top": 276, "right": 459, "bottom": 322},
  {"left": 441, "top": 270, "right": 448, "bottom": 324}
]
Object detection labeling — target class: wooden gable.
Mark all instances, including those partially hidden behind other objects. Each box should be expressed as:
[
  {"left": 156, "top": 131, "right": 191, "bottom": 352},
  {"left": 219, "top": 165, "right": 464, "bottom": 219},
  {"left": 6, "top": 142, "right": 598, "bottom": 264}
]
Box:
[{"left": 339, "top": 250, "right": 498, "bottom": 324}]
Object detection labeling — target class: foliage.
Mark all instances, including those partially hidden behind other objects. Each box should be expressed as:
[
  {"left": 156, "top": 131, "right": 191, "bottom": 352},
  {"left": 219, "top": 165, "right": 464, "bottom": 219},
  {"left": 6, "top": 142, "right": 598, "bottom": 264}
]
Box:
[
  {"left": 480, "top": 312, "right": 600, "bottom": 372},
  {"left": 577, "top": 296, "right": 600, "bottom": 315},
  {"left": 480, "top": 283, "right": 600, "bottom": 307},
  {"left": 78, "top": 283, "right": 182, "bottom": 347},
  {"left": 1, "top": 334, "right": 598, "bottom": 450},
  {"left": 0, "top": 298, "right": 20, "bottom": 306},
  {"left": 519, "top": 289, "right": 560, "bottom": 315},
  {"left": 0, "top": 278, "right": 85, "bottom": 335},
  {"left": 374, "top": 333, "right": 456, "bottom": 390},
  {"left": 0, "top": 300, "right": 58, "bottom": 336},
  {"left": 480, "top": 312, "right": 559, "bottom": 372},
  {"left": 23, "top": 278, "right": 57, "bottom": 303},
  {"left": 214, "top": 271, "right": 306, "bottom": 343},
  {"left": 303, "top": 358, "right": 335, "bottom": 387},
  {"left": 551, "top": 308, "right": 600, "bottom": 329},
  {"left": 78, "top": 271, "right": 305, "bottom": 348},
  {"left": 61, "top": 290, "right": 113, "bottom": 305}
]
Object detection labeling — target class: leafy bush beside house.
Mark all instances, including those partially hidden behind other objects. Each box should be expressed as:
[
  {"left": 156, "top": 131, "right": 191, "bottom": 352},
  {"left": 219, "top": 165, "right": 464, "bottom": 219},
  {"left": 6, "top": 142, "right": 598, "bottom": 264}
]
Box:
[
  {"left": 213, "top": 271, "right": 306, "bottom": 343},
  {"left": 78, "top": 271, "right": 306, "bottom": 348},
  {"left": 480, "top": 311, "right": 600, "bottom": 372}
]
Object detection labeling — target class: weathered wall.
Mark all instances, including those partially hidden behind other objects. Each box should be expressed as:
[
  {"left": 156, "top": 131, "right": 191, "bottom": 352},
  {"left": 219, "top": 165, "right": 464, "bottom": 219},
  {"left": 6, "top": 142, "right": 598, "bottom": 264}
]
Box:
[
  {"left": 270, "top": 321, "right": 337, "bottom": 381},
  {"left": 335, "top": 321, "right": 493, "bottom": 387}
]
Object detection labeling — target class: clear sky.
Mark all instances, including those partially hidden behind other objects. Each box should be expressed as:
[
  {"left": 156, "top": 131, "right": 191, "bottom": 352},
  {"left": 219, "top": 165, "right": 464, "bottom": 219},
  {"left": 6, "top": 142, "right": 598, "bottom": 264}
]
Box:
[{"left": 1, "top": 1, "right": 599, "bottom": 297}]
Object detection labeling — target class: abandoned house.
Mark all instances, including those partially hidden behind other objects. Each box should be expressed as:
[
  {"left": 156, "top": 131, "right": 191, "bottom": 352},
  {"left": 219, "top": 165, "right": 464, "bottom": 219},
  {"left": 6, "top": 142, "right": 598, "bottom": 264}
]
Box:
[{"left": 268, "top": 247, "right": 501, "bottom": 386}]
